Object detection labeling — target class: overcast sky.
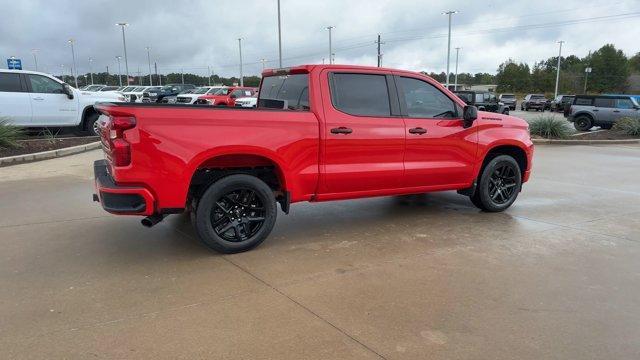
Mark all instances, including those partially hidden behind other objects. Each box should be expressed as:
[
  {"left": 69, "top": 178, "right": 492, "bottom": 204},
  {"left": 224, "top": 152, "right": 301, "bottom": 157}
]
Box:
[{"left": 1, "top": 0, "right": 638, "bottom": 78}]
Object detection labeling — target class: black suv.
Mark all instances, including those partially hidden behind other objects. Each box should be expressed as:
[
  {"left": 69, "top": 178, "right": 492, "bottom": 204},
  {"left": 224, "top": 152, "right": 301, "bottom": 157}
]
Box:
[
  {"left": 454, "top": 91, "right": 510, "bottom": 114},
  {"left": 550, "top": 95, "right": 575, "bottom": 112},
  {"left": 143, "top": 84, "right": 196, "bottom": 103},
  {"left": 521, "top": 94, "right": 549, "bottom": 111}
]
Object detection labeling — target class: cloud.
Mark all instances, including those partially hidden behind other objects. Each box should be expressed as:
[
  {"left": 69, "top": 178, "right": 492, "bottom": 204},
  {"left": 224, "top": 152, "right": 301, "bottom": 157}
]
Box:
[{"left": 0, "top": 0, "right": 638, "bottom": 78}]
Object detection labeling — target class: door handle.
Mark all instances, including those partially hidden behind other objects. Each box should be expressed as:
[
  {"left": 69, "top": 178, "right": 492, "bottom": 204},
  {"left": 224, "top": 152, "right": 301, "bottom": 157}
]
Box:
[
  {"left": 408, "top": 127, "right": 427, "bottom": 135},
  {"left": 33, "top": 97, "right": 44, "bottom": 101},
  {"left": 593, "top": 109, "right": 599, "bottom": 111},
  {"left": 330, "top": 127, "right": 353, "bottom": 135},
  {"left": 613, "top": 110, "right": 620, "bottom": 113}
]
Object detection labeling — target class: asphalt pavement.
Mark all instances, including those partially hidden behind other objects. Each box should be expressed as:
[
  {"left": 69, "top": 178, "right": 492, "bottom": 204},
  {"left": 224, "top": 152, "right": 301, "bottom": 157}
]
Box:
[{"left": 1, "top": 144, "right": 640, "bottom": 359}]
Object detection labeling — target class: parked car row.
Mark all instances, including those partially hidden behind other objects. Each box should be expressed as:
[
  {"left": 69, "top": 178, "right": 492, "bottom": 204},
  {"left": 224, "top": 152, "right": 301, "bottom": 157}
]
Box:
[
  {"left": 495, "top": 93, "right": 577, "bottom": 113},
  {"left": 454, "top": 90, "right": 510, "bottom": 114}
]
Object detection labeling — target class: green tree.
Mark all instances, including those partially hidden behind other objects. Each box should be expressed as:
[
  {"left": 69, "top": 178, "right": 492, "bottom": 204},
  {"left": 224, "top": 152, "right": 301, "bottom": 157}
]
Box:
[
  {"left": 496, "top": 60, "right": 530, "bottom": 92},
  {"left": 586, "top": 44, "right": 629, "bottom": 92},
  {"left": 629, "top": 52, "right": 640, "bottom": 73}
]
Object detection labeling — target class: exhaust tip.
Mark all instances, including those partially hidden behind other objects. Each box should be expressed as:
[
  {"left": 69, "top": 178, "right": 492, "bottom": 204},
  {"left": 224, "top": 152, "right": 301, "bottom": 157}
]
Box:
[{"left": 141, "top": 214, "right": 165, "bottom": 228}]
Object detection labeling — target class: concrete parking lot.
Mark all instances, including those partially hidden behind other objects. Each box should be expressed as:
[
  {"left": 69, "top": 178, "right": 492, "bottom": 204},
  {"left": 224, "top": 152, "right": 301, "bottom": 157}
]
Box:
[{"left": 1, "top": 144, "right": 640, "bottom": 359}]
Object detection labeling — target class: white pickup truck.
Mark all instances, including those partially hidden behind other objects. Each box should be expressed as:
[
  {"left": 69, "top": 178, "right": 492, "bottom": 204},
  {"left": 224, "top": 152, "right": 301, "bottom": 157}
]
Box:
[{"left": 0, "top": 69, "right": 125, "bottom": 135}]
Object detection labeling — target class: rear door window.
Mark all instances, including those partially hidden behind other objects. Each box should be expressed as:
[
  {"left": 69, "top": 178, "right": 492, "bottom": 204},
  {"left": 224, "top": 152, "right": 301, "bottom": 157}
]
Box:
[
  {"left": 330, "top": 73, "right": 390, "bottom": 116},
  {"left": 594, "top": 98, "right": 615, "bottom": 108},
  {"left": 0, "top": 73, "right": 23, "bottom": 92},
  {"left": 259, "top": 74, "right": 309, "bottom": 110},
  {"left": 574, "top": 97, "right": 593, "bottom": 106}
]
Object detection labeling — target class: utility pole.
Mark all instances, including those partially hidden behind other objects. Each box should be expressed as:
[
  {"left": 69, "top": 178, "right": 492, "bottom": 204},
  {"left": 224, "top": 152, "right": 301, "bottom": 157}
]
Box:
[
  {"left": 68, "top": 39, "right": 79, "bottom": 88},
  {"left": 88, "top": 57, "right": 94, "bottom": 84},
  {"left": 181, "top": 68, "right": 184, "bottom": 84},
  {"left": 554, "top": 40, "right": 564, "bottom": 99},
  {"left": 454, "top": 47, "right": 461, "bottom": 90},
  {"left": 106, "top": 66, "right": 109, "bottom": 85},
  {"left": 115, "top": 56, "right": 123, "bottom": 86},
  {"left": 154, "top": 62, "right": 159, "bottom": 86},
  {"left": 238, "top": 38, "right": 244, "bottom": 86},
  {"left": 31, "top": 49, "right": 39, "bottom": 71},
  {"left": 60, "top": 64, "right": 65, "bottom": 83},
  {"left": 208, "top": 65, "right": 212, "bottom": 85},
  {"left": 442, "top": 10, "right": 458, "bottom": 89},
  {"left": 375, "top": 34, "right": 384, "bottom": 67},
  {"left": 584, "top": 67, "right": 592, "bottom": 93},
  {"left": 116, "top": 22, "right": 130, "bottom": 85},
  {"left": 137, "top": 66, "right": 141, "bottom": 85},
  {"left": 326, "top": 26, "right": 334, "bottom": 64},
  {"left": 260, "top": 58, "right": 267, "bottom": 71},
  {"left": 277, "top": 0, "right": 283, "bottom": 68},
  {"left": 145, "top": 46, "right": 153, "bottom": 86}
]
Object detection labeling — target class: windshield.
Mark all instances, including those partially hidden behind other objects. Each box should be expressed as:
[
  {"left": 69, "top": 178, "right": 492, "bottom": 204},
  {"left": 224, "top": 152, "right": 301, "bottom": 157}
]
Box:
[
  {"left": 531, "top": 95, "right": 546, "bottom": 99},
  {"left": 206, "top": 87, "right": 222, "bottom": 94},
  {"left": 85, "top": 85, "right": 103, "bottom": 91},
  {"left": 213, "top": 88, "right": 231, "bottom": 95},
  {"left": 192, "top": 87, "right": 211, "bottom": 94},
  {"left": 132, "top": 87, "right": 145, "bottom": 92}
]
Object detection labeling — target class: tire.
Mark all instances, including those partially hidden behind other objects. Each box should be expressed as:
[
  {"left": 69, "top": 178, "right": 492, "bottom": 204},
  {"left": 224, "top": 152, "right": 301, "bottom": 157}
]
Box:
[
  {"left": 574, "top": 116, "right": 593, "bottom": 131},
  {"left": 74, "top": 112, "right": 100, "bottom": 136},
  {"left": 193, "top": 174, "right": 277, "bottom": 254},
  {"left": 470, "top": 155, "right": 522, "bottom": 212}
]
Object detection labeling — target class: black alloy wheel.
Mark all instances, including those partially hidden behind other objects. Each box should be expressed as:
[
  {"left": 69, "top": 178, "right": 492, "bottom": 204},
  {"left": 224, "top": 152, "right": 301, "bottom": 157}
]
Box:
[
  {"left": 487, "top": 163, "right": 518, "bottom": 205},
  {"left": 194, "top": 174, "right": 277, "bottom": 253},
  {"left": 574, "top": 116, "right": 592, "bottom": 131},
  {"left": 211, "top": 188, "right": 266, "bottom": 242},
  {"left": 470, "top": 155, "right": 522, "bottom": 212}
]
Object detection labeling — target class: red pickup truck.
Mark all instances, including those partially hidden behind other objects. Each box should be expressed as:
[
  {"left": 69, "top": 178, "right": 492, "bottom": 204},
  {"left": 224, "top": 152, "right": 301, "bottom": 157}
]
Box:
[
  {"left": 94, "top": 64, "right": 533, "bottom": 253},
  {"left": 194, "top": 86, "right": 257, "bottom": 107}
]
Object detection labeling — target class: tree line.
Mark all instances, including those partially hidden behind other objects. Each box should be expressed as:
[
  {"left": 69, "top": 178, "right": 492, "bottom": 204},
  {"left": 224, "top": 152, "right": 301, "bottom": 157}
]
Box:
[{"left": 495, "top": 44, "right": 638, "bottom": 94}]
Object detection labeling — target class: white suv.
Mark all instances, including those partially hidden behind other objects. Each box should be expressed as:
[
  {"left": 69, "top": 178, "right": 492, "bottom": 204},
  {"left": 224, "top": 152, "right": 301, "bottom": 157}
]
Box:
[{"left": 0, "top": 69, "right": 125, "bottom": 135}]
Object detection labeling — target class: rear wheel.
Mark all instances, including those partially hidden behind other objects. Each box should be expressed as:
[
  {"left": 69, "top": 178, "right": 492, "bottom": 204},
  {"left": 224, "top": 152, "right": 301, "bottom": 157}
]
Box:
[
  {"left": 470, "top": 155, "right": 522, "bottom": 212},
  {"left": 193, "top": 174, "right": 277, "bottom": 253},
  {"left": 574, "top": 116, "right": 593, "bottom": 131}
]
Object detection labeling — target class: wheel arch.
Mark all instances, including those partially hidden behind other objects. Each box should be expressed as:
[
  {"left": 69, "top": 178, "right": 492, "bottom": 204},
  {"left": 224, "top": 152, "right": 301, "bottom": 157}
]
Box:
[
  {"left": 185, "top": 148, "right": 291, "bottom": 211},
  {"left": 80, "top": 105, "right": 99, "bottom": 130},
  {"left": 479, "top": 143, "right": 529, "bottom": 180}
]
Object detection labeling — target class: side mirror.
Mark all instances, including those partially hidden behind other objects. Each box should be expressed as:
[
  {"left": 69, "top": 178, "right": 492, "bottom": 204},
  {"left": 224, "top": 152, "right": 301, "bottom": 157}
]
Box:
[
  {"left": 63, "top": 84, "right": 74, "bottom": 99},
  {"left": 463, "top": 105, "right": 478, "bottom": 128}
]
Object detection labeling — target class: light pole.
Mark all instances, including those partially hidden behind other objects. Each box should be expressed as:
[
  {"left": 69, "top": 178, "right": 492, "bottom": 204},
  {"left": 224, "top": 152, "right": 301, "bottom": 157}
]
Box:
[
  {"left": 115, "top": 56, "right": 123, "bottom": 86},
  {"left": 116, "top": 22, "right": 130, "bottom": 85},
  {"left": 88, "top": 57, "right": 94, "bottom": 85},
  {"left": 454, "top": 47, "right": 461, "bottom": 90},
  {"left": 326, "top": 26, "right": 334, "bottom": 64},
  {"left": 145, "top": 46, "right": 153, "bottom": 86},
  {"left": 60, "top": 64, "right": 65, "bottom": 82},
  {"left": 68, "top": 39, "right": 78, "bottom": 88},
  {"left": 554, "top": 40, "right": 564, "bottom": 99},
  {"left": 260, "top": 58, "right": 267, "bottom": 71},
  {"left": 277, "top": 0, "right": 283, "bottom": 68},
  {"left": 584, "top": 67, "right": 592, "bottom": 93},
  {"left": 31, "top": 49, "right": 39, "bottom": 71},
  {"left": 442, "top": 10, "right": 458, "bottom": 89},
  {"left": 238, "top": 38, "right": 244, "bottom": 86}
]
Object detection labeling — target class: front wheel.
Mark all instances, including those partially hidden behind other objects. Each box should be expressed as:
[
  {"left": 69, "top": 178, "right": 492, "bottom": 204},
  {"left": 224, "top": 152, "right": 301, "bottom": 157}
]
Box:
[
  {"left": 193, "top": 174, "right": 277, "bottom": 253},
  {"left": 574, "top": 116, "right": 593, "bottom": 131},
  {"left": 470, "top": 155, "right": 522, "bottom": 212}
]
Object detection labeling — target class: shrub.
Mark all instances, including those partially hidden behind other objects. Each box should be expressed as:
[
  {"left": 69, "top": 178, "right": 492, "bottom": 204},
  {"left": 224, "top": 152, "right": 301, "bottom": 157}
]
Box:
[
  {"left": 613, "top": 117, "right": 640, "bottom": 136},
  {"left": 528, "top": 116, "right": 571, "bottom": 139},
  {"left": 0, "top": 118, "right": 24, "bottom": 149}
]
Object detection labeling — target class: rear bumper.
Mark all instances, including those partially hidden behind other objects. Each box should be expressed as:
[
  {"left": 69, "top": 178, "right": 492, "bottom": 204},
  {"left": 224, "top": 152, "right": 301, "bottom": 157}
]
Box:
[{"left": 93, "top": 160, "right": 155, "bottom": 216}]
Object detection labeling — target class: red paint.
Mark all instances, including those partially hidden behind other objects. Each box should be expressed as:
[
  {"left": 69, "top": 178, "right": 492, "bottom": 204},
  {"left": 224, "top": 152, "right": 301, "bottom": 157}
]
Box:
[{"left": 94, "top": 64, "right": 533, "bottom": 216}]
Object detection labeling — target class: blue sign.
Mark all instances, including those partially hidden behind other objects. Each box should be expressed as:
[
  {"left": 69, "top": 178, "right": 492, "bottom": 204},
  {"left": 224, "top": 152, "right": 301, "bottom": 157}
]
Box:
[{"left": 7, "top": 58, "right": 22, "bottom": 70}]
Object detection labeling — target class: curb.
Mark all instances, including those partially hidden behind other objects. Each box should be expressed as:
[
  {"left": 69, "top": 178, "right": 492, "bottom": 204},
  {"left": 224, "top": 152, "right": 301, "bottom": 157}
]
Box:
[
  {"left": 532, "top": 138, "right": 640, "bottom": 145},
  {"left": 0, "top": 141, "right": 101, "bottom": 167}
]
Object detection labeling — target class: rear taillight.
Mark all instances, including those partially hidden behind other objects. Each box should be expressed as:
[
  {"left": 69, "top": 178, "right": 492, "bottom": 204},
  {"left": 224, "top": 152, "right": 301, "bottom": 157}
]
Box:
[{"left": 107, "top": 116, "right": 136, "bottom": 167}]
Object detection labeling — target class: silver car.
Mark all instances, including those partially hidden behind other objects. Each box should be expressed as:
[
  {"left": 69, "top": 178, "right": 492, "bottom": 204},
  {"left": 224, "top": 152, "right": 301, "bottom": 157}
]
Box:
[{"left": 566, "top": 95, "right": 640, "bottom": 131}]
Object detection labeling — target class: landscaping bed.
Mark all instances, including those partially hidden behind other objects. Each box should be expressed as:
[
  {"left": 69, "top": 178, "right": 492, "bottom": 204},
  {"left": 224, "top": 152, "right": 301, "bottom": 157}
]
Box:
[
  {"left": 570, "top": 130, "right": 640, "bottom": 140},
  {"left": 0, "top": 137, "right": 99, "bottom": 158}
]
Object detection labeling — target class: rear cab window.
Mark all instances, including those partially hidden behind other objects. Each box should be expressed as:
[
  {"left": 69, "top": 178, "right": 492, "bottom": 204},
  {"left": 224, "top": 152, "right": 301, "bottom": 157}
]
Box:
[
  {"left": 259, "top": 73, "right": 309, "bottom": 111},
  {"left": 329, "top": 73, "right": 390, "bottom": 116},
  {"left": 0, "top": 73, "right": 25, "bottom": 92}
]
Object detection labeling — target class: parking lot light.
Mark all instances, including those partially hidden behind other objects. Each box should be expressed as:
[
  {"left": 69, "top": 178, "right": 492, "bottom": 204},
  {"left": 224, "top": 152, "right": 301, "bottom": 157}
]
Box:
[
  {"left": 31, "top": 49, "right": 39, "bottom": 71},
  {"left": 145, "top": 47, "right": 152, "bottom": 86},
  {"left": 454, "top": 47, "right": 461, "bottom": 90},
  {"left": 326, "top": 26, "right": 334, "bottom": 64},
  {"left": 554, "top": 40, "right": 564, "bottom": 99},
  {"left": 68, "top": 39, "right": 78, "bottom": 88},
  {"left": 442, "top": 10, "right": 458, "bottom": 89},
  {"left": 238, "top": 38, "right": 244, "bottom": 87},
  {"left": 116, "top": 23, "right": 130, "bottom": 85},
  {"left": 88, "top": 57, "right": 94, "bottom": 85},
  {"left": 115, "top": 56, "right": 123, "bottom": 86}
]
